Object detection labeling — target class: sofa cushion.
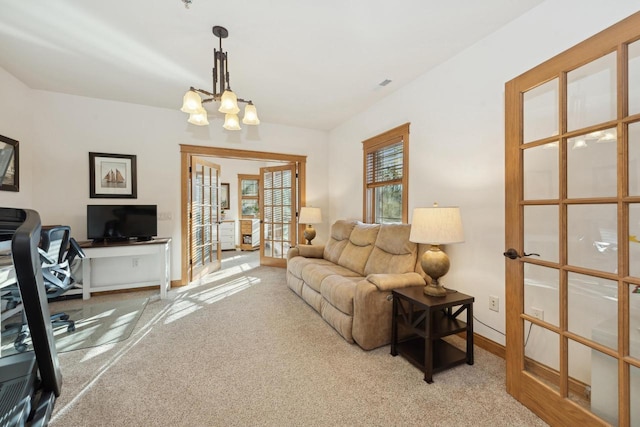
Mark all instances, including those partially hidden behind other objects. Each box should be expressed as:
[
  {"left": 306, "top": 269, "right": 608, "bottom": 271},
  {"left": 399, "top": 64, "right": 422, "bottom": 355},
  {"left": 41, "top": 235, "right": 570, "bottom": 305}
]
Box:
[
  {"left": 323, "top": 220, "right": 357, "bottom": 263},
  {"left": 364, "top": 223, "right": 417, "bottom": 275},
  {"left": 301, "top": 263, "right": 360, "bottom": 293},
  {"left": 320, "top": 300, "right": 354, "bottom": 343},
  {"left": 287, "top": 256, "right": 334, "bottom": 279},
  {"left": 320, "top": 275, "right": 362, "bottom": 316},
  {"left": 337, "top": 223, "right": 380, "bottom": 275},
  {"left": 301, "top": 283, "right": 323, "bottom": 313}
]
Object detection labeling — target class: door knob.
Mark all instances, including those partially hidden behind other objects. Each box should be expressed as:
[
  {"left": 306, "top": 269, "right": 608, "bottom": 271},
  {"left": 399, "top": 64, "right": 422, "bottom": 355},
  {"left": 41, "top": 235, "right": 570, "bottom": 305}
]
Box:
[
  {"left": 503, "top": 248, "right": 540, "bottom": 259},
  {"left": 503, "top": 248, "right": 520, "bottom": 259}
]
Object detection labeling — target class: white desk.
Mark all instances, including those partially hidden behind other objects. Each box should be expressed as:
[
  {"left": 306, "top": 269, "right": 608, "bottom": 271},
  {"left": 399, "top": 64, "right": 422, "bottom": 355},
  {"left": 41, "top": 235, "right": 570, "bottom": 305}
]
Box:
[{"left": 80, "top": 238, "right": 171, "bottom": 300}]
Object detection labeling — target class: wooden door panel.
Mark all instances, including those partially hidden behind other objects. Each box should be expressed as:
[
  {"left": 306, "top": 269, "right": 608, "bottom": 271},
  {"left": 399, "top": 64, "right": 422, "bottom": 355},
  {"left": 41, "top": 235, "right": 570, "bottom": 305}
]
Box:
[
  {"left": 189, "top": 156, "right": 221, "bottom": 281},
  {"left": 505, "top": 12, "right": 640, "bottom": 427},
  {"left": 260, "top": 164, "right": 296, "bottom": 267}
]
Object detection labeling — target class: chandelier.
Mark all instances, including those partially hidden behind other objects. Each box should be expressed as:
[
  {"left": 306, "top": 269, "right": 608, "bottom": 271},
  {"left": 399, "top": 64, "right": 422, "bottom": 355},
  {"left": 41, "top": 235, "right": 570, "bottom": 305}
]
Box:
[{"left": 180, "top": 26, "right": 260, "bottom": 130}]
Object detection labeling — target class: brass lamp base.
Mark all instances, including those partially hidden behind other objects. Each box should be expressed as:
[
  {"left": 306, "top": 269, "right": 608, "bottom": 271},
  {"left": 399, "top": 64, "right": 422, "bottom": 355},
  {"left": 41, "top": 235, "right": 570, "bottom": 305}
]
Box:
[
  {"left": 421, "top": 245, "right": 450, "bottom": 297},
  {"left": 303, "top": 225, "right": 316, "bottom": 245}
]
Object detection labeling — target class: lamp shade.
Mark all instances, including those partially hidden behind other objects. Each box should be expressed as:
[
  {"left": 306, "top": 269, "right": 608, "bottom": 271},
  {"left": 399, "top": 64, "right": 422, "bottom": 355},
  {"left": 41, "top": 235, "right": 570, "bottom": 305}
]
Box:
[
  {"left": 409, "top": 206, "right": 464, "bottom": 244},
  {"left": 242, "top": 102, "right": 260, "bottom": 125},
  {"left": 223, "top": 113, "right": 241, "bottom": 130},
  {"left": 299, "top": 207, "right": 322, "bottom": 224},
  {"left": 181, "top": 90, "right": 203, "bottom": 114},
  {"left": 219, "top": 90, "right": 240, "bottom": 114}
]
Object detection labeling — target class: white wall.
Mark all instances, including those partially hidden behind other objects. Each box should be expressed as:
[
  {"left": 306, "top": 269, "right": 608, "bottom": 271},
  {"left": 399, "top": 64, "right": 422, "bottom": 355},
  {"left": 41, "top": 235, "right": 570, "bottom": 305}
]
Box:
[
  {"left": 327, "top": 0, "right": 640, "bottom": 345},
  {"left": 0, "top": 71, "right": 329, "bottom": 281},
  {"left": 0, "top": 65, "right": 34, "bottom": 209}
]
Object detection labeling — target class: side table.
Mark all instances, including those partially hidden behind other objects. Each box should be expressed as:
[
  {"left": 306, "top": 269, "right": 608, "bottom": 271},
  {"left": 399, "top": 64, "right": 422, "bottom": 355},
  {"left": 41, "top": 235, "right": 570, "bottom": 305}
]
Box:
[{"left": 391, "top": 286, "right": 474, "bottom": 383}]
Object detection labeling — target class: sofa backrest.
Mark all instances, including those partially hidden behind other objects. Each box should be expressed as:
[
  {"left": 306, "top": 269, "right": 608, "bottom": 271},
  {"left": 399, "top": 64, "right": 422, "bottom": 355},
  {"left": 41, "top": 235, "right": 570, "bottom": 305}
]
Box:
[
  {"left": 337, "top": 222, "right": 380, "bottom": 275},
  {"left": 323, "top": 220, "right": 357, "bottom": 263},
  {"left": 323, "top": 220, "right": 421, "bottom": 277},
  {"left": 364, "top": 223, "right": 417, "bottom": 276}
]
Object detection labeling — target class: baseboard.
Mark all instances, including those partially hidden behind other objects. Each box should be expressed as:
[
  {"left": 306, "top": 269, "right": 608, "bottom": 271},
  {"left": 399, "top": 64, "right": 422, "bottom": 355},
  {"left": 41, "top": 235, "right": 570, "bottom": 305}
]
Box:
[
  {"left": 90, "top": 285, "right": 160, "bottom": 296},
  {"left": 473, "top": 333, "right": 505, "bottom": 359},
  {"left": 459, "top": 331, "right": 505, "bottom": 359}
]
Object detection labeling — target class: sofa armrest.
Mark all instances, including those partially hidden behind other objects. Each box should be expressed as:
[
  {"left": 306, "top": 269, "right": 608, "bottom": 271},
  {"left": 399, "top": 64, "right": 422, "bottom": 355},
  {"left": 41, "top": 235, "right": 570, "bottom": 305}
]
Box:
[
  {"left": 286, "top": 244, "right": 325, "bottom": 261},
  {"left": 365, "top": 272, "right": 425, "bottom": 291},
  {"left": 286, "top": 246, "right": 300, "bottom": 261},
  {"left": 297, "top": 244, "right": 325, "bottom": 258}
]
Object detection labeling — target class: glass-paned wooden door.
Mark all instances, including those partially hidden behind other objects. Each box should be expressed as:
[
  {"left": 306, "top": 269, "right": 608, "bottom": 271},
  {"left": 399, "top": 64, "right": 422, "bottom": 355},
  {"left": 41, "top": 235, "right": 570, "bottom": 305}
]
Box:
[
  {"left": 189, "top": 156, "right": 222, "bottom": 282},
  {"left": 260, "top": 164, "right": 296, "bottom": 267},
  {"left": 505, "top": 13, "right": 640, "bottom": 427}
]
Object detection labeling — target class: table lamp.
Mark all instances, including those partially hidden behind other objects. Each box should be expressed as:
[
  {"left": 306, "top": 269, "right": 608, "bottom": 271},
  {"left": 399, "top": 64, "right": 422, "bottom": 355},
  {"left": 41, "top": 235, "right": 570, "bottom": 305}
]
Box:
[
  {"left": 299, "top": 207, "right": 322, "bottom": 244},
  {"left": 409, "top": 203, "right": 464, "bottom": 297}
]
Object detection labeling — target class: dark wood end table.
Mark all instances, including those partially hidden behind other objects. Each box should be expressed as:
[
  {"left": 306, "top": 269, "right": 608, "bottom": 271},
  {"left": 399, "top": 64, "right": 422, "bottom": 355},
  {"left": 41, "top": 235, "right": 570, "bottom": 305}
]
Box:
[{"left": 390, "top": 286, "right": 474, "bottom": 383}]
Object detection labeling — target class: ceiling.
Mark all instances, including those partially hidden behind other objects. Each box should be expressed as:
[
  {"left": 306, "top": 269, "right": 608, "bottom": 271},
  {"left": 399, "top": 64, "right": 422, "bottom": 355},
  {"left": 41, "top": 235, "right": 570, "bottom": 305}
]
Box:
[{"left": 0, "top": 0, "right": 544, "bottom": 131}]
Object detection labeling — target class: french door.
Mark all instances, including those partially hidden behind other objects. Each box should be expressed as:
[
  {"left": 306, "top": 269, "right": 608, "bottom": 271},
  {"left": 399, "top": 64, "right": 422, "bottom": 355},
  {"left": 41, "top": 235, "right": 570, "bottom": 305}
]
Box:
[
  {"left": 188, "top": 156, "right": 222, "bottom": 282},
  {"left": 260, "top": 164, "right": 297, "bottom": 267},
  {"left": 505, "top": 12, "right": 640, "bottom": 426},
  {"left": 179, "top": 145, "right": 307, "bottom": 284}
]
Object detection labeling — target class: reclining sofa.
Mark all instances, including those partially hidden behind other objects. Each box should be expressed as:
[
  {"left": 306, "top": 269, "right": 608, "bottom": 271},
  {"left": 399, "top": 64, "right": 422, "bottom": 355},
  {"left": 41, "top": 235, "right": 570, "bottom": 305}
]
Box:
[{"left": 286, "top": 220, "right": 427, "bottom": 350}]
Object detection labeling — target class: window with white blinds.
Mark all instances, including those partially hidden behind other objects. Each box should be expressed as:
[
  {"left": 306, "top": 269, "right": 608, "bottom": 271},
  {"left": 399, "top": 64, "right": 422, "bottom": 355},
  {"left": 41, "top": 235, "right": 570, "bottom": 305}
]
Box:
[
  {"left": 362, "top": 123, "right": 409, "bottom": 224},
  {"left": 366, "top": 141, "right": 403, "bottom": 184}
]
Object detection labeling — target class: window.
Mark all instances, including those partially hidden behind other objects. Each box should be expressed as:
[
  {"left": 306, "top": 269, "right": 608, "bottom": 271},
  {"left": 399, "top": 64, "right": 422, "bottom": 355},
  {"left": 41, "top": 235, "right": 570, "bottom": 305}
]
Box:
[
  {"left": 362, "top": 123, "right": 409, "bottom": 223},
  {"left": 238, "top": 174, "right": 260, "bottom": 217}
]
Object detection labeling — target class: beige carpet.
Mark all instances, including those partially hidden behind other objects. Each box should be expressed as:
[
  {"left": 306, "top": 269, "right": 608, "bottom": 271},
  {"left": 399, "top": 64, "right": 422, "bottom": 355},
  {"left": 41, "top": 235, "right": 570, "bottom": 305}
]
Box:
[
  {"left": 50, "top": 252, "right": 547, "bottom": 426},
  {"left": 1, "top": 297, "right": 147, "bottom": 354}
]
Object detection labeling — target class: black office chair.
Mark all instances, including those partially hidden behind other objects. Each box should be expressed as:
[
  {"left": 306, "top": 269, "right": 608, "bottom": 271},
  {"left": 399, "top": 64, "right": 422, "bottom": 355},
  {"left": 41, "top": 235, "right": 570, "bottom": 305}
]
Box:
[
  {"left": 2, "top": 226, "right": 85, "bottom": 351},
  {"left": 1, "top": 261, "right": 29, "bottom": 352},
  {"left": 39, "top": 226, "right": 85, "bottom": 330}
]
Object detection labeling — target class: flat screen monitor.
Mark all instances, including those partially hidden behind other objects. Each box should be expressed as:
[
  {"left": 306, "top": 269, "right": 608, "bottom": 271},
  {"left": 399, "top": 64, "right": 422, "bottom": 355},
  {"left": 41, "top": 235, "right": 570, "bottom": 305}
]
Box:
[{"left": 87, "top": 204, "right": 157, "bottom": 242}]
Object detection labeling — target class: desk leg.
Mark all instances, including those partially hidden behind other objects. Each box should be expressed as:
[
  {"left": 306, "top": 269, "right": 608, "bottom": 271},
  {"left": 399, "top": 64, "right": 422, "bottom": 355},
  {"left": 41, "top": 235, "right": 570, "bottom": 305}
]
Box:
[
  {"left": 159, "top": 244, "right": 168, "bottom": 299},
  {"left": 424, "top": 307, "right": 433, "bottom": 384},
  {"left": 467, "top": 303, "right": 474, "bottom": 365},
  {"left": 82, "top": 258, "right": 91, "bottom": 300}
]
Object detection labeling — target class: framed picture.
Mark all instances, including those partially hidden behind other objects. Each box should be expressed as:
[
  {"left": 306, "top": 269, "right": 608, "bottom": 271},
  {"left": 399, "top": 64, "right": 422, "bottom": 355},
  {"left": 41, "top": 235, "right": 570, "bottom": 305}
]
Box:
[
  {"left": 89, "top": 152, "right": 137, "bottom": 198},
  {"left": 220, "top": 183, "right": 230, "bottom": 209},
  {"left": 0, "top": 134, "right": 19, "bottom": 192}
]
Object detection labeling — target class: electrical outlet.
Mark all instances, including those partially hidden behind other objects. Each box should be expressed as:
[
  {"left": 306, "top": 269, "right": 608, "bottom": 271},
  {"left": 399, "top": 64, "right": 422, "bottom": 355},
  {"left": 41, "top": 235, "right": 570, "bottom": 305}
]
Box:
[
  {"left": 132, "top": 257, "right": 139, "bottom": 268},
  {"left": 531, "top": 307, "right": 544, "bottom": 321},
  {"left": 489, "top": 296, "right": 499, "bottom": 312},
  {"left": 158, "top": 212, "right": 173, "bottom": 221}
]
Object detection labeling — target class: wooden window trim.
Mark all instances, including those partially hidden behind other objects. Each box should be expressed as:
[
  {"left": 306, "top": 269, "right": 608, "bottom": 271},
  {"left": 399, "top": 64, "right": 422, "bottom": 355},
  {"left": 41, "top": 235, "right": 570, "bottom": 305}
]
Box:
[
  {"left": 237, "top": 174, "right": 260, "bottom": 219},
  {"left": 362, "top": 123, "right": 410, "bottom": 223}
]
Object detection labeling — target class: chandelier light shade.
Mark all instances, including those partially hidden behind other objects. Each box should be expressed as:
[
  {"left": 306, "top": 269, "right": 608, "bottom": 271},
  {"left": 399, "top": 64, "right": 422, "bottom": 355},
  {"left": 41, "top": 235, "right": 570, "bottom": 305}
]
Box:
[
  {"left": 188, "top": 107, "right": 209, "bottom": 126},
  {"left": 180, "top": 25, "right": 259, "bottom": 130},
  {"left": 242, "top": 102, "right": 260, "bottom": 125},
  {"left": 223, "top": 114, "right": 241, "bottom": 131},
  {"left": 181, "top": 90, "right": 203, "bottom": 114},
  {"left": 219, "top": 90, "right": 240, "bottom": 114},
  {"left": 409, "top": 203, "right": 464, "bottom": 297}
]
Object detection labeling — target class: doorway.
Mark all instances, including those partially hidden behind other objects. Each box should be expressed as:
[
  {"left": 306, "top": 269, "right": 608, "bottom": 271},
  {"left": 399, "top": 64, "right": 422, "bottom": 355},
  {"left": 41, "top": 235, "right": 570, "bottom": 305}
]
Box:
[
  {"left": 180, "top": 144, "right": 307, "bottom": 285},
  {"left": 189, "top": 156, "right": 222, "bottom": 282},
  {"left": 504, "top": 12, "right": 640, "bottom": 426}
]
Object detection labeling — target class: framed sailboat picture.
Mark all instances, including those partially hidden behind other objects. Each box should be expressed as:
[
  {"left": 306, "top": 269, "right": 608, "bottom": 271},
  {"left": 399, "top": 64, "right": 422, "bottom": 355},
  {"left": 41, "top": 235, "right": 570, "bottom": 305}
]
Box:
[{"left": 89, "top": 152, "right": 137, "bottom": 198}]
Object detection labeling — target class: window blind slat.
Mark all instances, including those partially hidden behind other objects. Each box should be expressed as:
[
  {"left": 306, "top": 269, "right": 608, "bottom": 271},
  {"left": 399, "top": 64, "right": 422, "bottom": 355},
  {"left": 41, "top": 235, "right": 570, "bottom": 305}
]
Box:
[{"left": 366, "top": 141, "right": 403, "bottom": 184}]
